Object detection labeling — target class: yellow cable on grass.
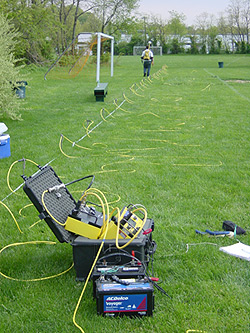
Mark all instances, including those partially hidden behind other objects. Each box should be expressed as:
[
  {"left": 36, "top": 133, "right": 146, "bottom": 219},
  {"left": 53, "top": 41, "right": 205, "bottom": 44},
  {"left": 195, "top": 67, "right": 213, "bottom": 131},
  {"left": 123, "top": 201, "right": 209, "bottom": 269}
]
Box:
[
  {"left": 130, "top": 85, "right": 144, "bottom": 97},
  {"left": 0, "top": 201, "right": 23, "bottom": 233},
  {"left": 83, "top": 120, "right": 94, "bottom": 137},
  {"left": 100, "top": 108, "right": 114, "bottom": 121},
  {"left": 59, "top": 135, "right": 77, "bottom": 159},
  {"left": 7, "top": 158, "right": 38, "bottom": 195},
  {"left": 113, "top": 99, "right": 131, "bottom": 113},
  {"left": 0, "top": 241, "right": 73, "bottom": 281},
  {"left": 28, "top": 220, "right": 41, "bottom": 229},
  {"left": 140, "top": 112, "right": 160, "bottom": 118},
  {"left": 59, "top": 135, "right": 91, "bottom": 159},
  {"left": 19, "top": 203, "right": 33, "bottom": 216},
  {"left": 122, "top": 93, "right": 134, "bottom": 104},
  {"left": 72, "top": 190, "right": 110, "bottom": 333},
  {"left": 100, "top": 158, "right": 136, "bottom": 174},
  {"left": 141, "top": 79, "right": 150, "bottom": 88},
  {"left": 147, "top": 76, "right": 153, "bottom": 84},
  {"left": 201, "top": 84, "right": 211, "bottom": 91},
  {"left": 139, "top": 81, "right": 145, "bottom": 90}
]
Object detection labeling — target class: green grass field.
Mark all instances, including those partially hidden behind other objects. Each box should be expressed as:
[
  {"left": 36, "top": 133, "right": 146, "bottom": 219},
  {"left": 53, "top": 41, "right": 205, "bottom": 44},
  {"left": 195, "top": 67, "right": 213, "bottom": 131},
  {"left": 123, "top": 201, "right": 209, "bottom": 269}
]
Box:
[{"left": 1, "top": 54, "right": 250, "bottom": 332}]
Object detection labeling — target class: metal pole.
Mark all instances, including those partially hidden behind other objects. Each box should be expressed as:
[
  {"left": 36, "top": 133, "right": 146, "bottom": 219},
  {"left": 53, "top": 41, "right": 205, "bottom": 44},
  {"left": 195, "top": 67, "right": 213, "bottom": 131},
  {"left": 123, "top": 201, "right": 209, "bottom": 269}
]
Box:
[
  {"left": 111, "top": 38, "right": 114, "bottom": 77},
  {"left": 96, "top": 33, "right": 101, "bottom": 84}
]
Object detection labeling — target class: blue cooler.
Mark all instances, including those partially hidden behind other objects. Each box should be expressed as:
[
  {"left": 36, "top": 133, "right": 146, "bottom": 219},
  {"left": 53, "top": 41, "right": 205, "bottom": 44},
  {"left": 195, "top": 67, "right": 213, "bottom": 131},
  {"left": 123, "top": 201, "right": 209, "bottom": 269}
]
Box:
[{"left": 0, "top": 134, "right": 11, "bottom": 159}]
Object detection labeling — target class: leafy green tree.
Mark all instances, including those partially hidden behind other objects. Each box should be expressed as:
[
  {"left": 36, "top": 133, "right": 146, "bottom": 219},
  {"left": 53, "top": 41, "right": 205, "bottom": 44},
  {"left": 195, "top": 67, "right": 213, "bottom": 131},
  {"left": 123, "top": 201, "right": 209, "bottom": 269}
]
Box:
[
  {"left": 0, "top": 14, "right": 23, "bottom": 120},
  {"left": 227, "top": 0, "right": 250, "bottom": 44},
  {"left": 189, "top": 35, "right": 199, "bottom": 54},
  {"left": 145, "top": 15, "right": 167, "bottom": 48},
  {"left": 166, "top": 11, "right": 187, "bottom": 54},
  {"left": 0, "top": 0, "right": 57, "bottom": 63},
  {"left": 93, "top": 0, "right": 139, "bottom": 33},
  {"left": 166, "top": 10, "right": 187, "bottom": 36},
  {"left": 170, "top": 38, "right": 183, "bottom": 54}
]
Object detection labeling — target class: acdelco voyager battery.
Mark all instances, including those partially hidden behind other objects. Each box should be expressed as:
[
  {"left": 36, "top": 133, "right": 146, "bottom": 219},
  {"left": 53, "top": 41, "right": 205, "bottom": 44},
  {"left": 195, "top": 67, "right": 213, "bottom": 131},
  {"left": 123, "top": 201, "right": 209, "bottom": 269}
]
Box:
[{"left": 95, "top": 278, "right": 154, "bottom": 316}]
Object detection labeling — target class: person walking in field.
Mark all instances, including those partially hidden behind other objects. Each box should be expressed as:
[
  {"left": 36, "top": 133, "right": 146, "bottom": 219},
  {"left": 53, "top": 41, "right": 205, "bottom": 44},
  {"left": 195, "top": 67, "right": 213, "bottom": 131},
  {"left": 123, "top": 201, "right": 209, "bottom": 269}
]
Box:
[{"left": 141, "top": 45, "right": 154, "bottom": 77}]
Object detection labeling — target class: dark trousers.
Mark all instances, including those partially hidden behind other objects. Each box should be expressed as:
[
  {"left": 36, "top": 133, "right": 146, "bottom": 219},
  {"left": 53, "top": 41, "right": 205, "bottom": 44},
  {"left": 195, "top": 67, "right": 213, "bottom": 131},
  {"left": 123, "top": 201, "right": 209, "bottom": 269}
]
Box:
[{"left": 143, "top": 60, "right": 151, "bottom": 76}]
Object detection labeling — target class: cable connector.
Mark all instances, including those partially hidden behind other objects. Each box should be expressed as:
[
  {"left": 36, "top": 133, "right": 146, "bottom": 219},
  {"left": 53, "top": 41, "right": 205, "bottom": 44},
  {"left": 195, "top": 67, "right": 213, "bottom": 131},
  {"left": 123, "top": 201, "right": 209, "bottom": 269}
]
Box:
[
  {"left": 143, "top": 228, "right": 152, "bottom": 235},
  {"left": 111, "top": 275, "right": 130, "bottom": 285},
  {"left": 48, "top": 183, "right": 65, "bottom": 193},
  {"left": 150, "top": 277, "right": 159, "bottom": 282}
]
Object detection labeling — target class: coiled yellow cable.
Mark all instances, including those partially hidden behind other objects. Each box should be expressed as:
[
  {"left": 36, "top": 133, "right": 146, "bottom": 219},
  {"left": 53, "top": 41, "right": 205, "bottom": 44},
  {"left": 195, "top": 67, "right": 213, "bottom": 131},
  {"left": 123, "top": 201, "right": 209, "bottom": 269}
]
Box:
[
  {"left": 0, "top": 200, "right": 23, "bottom": 233},
  {"left": 72, "top": 189, "right": 110, "bottom": 333},
  {"left": 122, "top": 93, "right": 134, "bottom": 104},
  {"left": 113, "top": 99, "right": 131, "bottom": 113},
  {"left": 115, "top": 207, "right": 147, "bottom": 250},
  {"left": 0, "top": 241, "right": 73, "bottom": 281},
  {"left": 59, "top": 135, "right": 91, "bottom": 159},
  {"left": 7, "top": 158, "right": 38, "bottom": 195},
  {"left": 83, "top": 120, "right": 94, "bottom": 137},
  {"left": 100, "top": 108, "right": 113, "bottom": 122}
]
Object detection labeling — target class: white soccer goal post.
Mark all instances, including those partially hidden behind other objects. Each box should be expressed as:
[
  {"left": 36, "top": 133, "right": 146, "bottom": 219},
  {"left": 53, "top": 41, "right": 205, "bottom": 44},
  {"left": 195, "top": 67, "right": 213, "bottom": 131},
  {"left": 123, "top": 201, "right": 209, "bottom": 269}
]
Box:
[
  {"left": 133, "top": 46, "right": 162, "bottom": 56},
  {"left": 96, "top": 32, "right": 114, "bottom": 83}
]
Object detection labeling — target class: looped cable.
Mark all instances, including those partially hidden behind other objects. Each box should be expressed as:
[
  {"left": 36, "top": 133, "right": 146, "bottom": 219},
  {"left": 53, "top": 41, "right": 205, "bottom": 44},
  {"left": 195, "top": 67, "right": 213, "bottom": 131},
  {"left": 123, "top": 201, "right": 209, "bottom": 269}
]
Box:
[
  {"left": 0, "top": 241, "right": 73, "bottom": 281},
  {"left": 113, "top": 99, "right": 131, "bottom": 113},
  {"left": 59, "top": 135, "right": 77, "bottom": 159},
  {"left": 7, "top": 158, "right": 39, "bottom": 195},
  {"left": 83, "top": 120, "right": 94, "bottom": 138},
  {"left": 100, "top": 108, "right": 114, "bottom": 121},
  {"left": 0, "top": 201, "right": 23, "bottom": 233},
  {"left": 115, "top": 207, "right": 147, "bottom": 250},
  {"left": 59, "top": 134, "right": 91, "bottom": 159},
  {"left": 122, "top": 92, "right": 134, "bottom": 104},
  {"left": 130, "top": 84, "right": 144, "bottom": 97}
]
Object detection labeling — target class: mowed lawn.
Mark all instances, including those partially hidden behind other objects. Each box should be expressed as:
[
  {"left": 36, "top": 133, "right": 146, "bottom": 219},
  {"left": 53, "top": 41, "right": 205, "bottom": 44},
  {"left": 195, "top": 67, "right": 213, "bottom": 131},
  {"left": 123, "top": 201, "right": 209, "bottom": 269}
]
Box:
[{"left": 0, "top": 54, "right": 250, "bottom": 332}]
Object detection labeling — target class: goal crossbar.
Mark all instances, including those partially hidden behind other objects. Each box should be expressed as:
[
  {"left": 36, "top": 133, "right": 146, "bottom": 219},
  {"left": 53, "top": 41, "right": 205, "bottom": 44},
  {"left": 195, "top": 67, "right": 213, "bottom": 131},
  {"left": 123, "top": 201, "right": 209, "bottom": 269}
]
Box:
[{"left": 133, "top": 46, "right": 162, "bottom": 56}]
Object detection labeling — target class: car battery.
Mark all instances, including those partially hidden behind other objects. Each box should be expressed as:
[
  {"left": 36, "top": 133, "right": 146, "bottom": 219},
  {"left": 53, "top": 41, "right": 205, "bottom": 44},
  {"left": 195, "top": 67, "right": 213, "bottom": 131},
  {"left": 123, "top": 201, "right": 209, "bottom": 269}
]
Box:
[
  {"left": 92, "top": 264, "right": 147, "bottom": 296},
  {"left": 95, "top": 278, "right": 154, "bottom": 316}
]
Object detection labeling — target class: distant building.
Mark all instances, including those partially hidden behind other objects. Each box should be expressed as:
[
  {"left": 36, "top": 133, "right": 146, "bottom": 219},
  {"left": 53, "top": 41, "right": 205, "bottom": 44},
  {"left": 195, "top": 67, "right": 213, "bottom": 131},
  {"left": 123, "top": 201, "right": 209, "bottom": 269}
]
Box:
[{"left": 120, "top": 33, "right": 132, "bottom": 43}]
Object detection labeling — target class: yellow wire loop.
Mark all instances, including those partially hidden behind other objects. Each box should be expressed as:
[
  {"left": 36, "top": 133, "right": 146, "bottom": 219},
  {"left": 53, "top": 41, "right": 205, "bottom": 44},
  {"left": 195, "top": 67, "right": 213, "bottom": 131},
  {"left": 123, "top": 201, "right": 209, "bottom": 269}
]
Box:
[
  {"left": 100, "top": 108, "right": 113, "bottom": 121},
  {"left": 115, "top": 207, "right": 147, "bottom": 250},
  {"left": 141, "top": 79, "right": 150, "bottom": 88},
  {"left": 201, "top": 84, "right": 211, "bottom": 91},
  {"left": 18, "top": 203, "right": 33, "bottom": 217},
  {"left": 59, "top": 135, "right": 91, "bottom": 159},
  {"left": 73, "top": 188, "right": 110, "bottom": 333},
  {"left": 147, "top": 76, "right": 153, "bottom": 83},
  {"left": 139, "top": 81, "right": 145, "bottom": 91},
  {"left": 113, "top": 99, "right": 131, "bottom": 113},
  {"left": 0, "top": 200, "right": 23, "bottom": 233},
  {"left": 59, "top": 135, "right": 77, "bottom": 159},
  {"left": 7, "top": 158, "right": 38, "bottom": 195},
  {"left": 140, "top": 112, "right": 160, "bottom": 118},
  {"left": 129, "top": 85, "right": 144, "bottom": 97},
  {"left": 122, "top": 93, "right": 134, "bottom": 104},
  {"left": 83, "top": 120, "right": 94, "bottom": 137},
  {"left": 0, "top": 241, "right": 73, "bottom": 281}
]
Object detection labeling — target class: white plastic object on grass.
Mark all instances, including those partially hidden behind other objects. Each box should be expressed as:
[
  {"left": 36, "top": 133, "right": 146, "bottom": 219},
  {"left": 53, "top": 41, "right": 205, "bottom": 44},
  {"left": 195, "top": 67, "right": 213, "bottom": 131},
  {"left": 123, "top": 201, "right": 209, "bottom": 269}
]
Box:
[{"left": 0, "top": 123, "right": 8, "bottom": 135}]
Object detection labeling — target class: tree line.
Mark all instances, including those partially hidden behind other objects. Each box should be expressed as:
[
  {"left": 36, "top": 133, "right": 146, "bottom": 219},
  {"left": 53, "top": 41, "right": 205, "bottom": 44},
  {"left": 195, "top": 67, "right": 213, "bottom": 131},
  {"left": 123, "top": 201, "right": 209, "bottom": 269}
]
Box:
[
  {"left": 0, "top": 0, "right": 138, "bottom": 64},
  {"left": 115, "top": 1, "right": 250, "bottom": 56},
  {"left": 0, "top": 0, "right": 250, "bottom": 65}
]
